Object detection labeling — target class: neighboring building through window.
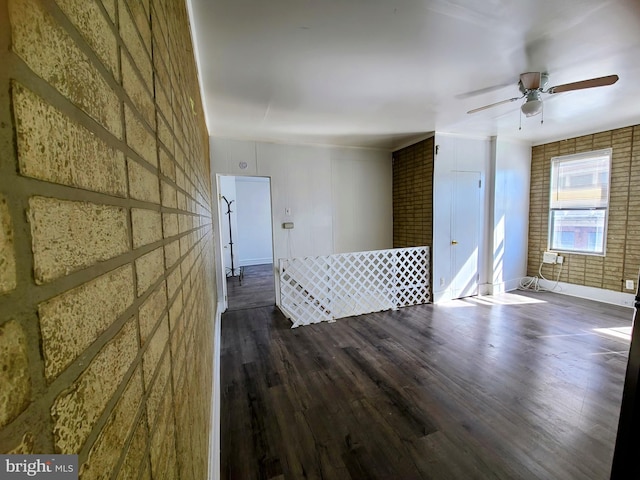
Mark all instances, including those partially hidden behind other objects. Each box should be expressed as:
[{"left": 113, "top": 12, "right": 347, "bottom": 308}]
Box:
[{"left": 548, "top": 148, "right": 612, "bottom": 255}]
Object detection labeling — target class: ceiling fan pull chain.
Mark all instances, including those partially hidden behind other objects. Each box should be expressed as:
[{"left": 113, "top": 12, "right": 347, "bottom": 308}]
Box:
[{"left": 519, "top": 107, "right": 522, "bottom": 130}]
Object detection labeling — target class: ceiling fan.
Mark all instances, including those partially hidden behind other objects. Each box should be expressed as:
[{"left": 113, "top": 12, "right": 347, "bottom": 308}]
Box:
[{"left": 467, "top": 72, "right": 619, "bottom": 117}]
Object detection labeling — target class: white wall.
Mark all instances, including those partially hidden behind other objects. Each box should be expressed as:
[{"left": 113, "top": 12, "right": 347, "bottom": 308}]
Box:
[
  {"left": 432, "top": 134, "right": 491, "bottom": 303},
  {"left": 489, "top": 137, "right": 531, "bottom": 293},
  {"left": 331, "top": 148, "right": 393, "bottom": 253},
  {"left": 235, "top": 176, "right": 273, "bottom": 266},
  {"left": 211, "top": 138, "right": 392, "bottom": 262}
]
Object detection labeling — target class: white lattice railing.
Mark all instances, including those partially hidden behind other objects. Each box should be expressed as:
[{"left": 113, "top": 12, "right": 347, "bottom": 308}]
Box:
[{"left": 278, "top": 247, "right": 430, "bottom": 328}]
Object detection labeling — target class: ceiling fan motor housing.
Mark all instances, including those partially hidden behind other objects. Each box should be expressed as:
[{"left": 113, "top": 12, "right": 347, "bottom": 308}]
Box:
[{"left": 518, "top": 72, "right": 549, "bottom": 94}]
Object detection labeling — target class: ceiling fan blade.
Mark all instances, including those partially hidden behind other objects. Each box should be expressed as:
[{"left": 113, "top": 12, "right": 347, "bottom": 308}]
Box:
[
  {"left": 547, "top": 74, "right": 619, "bottom": 94},
  {"left": 467, "top": 96, "right": 522, "bottom": 114},
  {"left": 520, "top": 72, "right": 541, "bottom": 90}
]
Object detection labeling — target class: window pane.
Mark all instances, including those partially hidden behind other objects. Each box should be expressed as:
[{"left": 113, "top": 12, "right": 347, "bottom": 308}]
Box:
[
  {"left": 550, "top": 155, "right": 609, "bottom": 209},
  {"left": 550, "top": 210, "right": 606, "bottom": 254}
]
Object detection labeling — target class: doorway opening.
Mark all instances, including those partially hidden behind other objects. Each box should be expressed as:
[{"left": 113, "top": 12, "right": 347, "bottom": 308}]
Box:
[{"left": 218, "top": 175, "right": 275, "bottom": 311}]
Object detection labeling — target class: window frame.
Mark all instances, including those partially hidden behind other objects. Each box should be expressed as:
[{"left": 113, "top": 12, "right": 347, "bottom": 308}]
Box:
[{"left": 547, "top": 148, "right": 612, "bottom": 257}]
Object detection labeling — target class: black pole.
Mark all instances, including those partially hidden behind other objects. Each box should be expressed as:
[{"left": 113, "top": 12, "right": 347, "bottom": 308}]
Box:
[
  {"left": 611, "top": 273, "right": 640, "bottom": 479},
  {"left": 221, "top": 195, "right": 236, "bottom": 277}
]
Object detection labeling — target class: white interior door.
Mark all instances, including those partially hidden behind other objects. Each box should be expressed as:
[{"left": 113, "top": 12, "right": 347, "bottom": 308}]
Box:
[{"left": 451, "top": 171, "right": 481, "bottom": 299}]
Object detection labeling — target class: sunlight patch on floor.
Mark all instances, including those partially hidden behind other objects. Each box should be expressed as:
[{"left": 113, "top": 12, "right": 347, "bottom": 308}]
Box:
[
  {"left": 436, "top": 292, "right": 547, "bottom": 308},
  {"left": 592, "top": 326, "right": 632, "bottom": 342},
  {"left": 466, "top": 293, "right": 548, "bottom": 306}
]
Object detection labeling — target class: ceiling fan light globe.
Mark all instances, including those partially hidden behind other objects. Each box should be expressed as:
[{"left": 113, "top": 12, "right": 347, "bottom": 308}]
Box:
[{"left": 521, "top": 99, "right": 542, "bottom": 117}]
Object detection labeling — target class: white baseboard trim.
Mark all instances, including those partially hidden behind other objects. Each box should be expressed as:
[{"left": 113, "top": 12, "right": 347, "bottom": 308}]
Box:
[
  {"left": 208, "top": 300, "right": 224, "bottom": 480},
  {"left": 485, "top": 278, "right": 523, "bottom": 295},
  {"left": 238, "top": 257, "right": 273, "bottom": 267},
  {"left": 532, "top": 280, "right": 635, "bottom": 308}
]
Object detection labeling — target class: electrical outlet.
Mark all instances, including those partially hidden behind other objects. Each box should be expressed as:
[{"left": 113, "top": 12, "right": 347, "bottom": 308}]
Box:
[
  {"left": 556, "top": 256, "right": 564, "bottom": 264},
  {"left": 542, "top": 251, "right": 558, "bottom": 264},
  {"left": 625, "top": 279, "right": 634, "bottom": 290}
]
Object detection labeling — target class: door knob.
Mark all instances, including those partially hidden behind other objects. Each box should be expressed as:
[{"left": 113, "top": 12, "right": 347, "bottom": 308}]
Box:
[{"left": 451, "top": 240, "right": 458, "bottom": 245}]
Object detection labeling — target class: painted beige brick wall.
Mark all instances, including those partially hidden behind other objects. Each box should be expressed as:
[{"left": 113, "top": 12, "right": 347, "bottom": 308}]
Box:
[
  {"left": 392, "top": 137, "right": 434, "bottom": 249},
  {"left": 528, "top": 125, "right": 640, "bottom": 293},
  {"left": 0, "top": 1, "right": 217, "bottom": 479}
]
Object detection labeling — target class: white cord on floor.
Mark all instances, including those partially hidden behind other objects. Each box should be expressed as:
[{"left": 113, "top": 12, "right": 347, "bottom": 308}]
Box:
[{"left": 518, "top": 261, "right": 563, "bottom": 292}]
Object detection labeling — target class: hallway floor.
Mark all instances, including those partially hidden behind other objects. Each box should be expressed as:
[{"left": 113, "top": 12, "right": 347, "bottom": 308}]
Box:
[
  {"left": 226, "top": 263, "right": 276, "bottom": 311},
  {"left": 221, "top": 291, "right": 631, "bottom": 479}
]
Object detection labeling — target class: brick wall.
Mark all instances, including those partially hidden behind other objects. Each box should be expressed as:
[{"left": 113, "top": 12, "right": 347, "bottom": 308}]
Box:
[
  {"left": 528, "top": 125, "right": 640, "bottom": 293},
  {"left": 0, "top": 0, "right": 216, "bottom": 478},
  {"left": 392, "top": 137, "right": 434, "bottom": 248}
]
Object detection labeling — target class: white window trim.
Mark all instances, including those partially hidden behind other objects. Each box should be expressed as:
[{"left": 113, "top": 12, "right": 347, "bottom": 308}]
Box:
[{"left": 547, "top": 148, "right": 612, "bottom": 257}]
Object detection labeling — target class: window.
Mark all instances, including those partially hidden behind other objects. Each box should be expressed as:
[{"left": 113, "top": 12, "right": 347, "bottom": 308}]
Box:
[{"left": 548, "top": 148, "right": 611, "bottom": 256}]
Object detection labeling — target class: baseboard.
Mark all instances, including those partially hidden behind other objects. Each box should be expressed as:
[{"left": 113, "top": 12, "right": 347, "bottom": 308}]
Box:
[
  {"left": 238, "top": 257, "right": 273, "bottom": 267},
  {"left": 485, "top": 278, "right": 522, "bottom": 295},
  {"left": 533, "top": 280, "right": 635, "bottom": 308},
  {"left": 208, "top": 300, "right": 224, "bottom": 480}
]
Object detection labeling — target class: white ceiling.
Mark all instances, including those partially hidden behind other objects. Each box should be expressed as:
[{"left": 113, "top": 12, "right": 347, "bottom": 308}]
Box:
[{"left": 188, "top": 0, "right": 640, "bottom": 150}]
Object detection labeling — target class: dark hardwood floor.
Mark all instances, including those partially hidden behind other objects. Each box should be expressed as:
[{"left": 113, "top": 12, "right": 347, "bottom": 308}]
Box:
[
  {"left": 226, "top": 263, "right": 276, "bottom": 311},
  {"left": 221, "top": 291, "right": 633, "bottom": 479}
]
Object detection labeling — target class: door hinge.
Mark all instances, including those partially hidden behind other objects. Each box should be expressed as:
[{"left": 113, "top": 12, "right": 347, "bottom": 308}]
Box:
[
  {"left": 478, "top": 179, "right": 482, "bottom": 188},
  {"left": 435, "top": 145, "right": 440, "bottom": 155}
]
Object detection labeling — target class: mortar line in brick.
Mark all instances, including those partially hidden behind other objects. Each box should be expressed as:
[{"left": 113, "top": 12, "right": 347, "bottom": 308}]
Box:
[
  {"left": 35, "top": 245, "right": 199, "bottom": 422},
  {"left": 141, "top": 336, "right": 173, "bottom": 429},
  {"left": 2, "top": 175, "right": 162, "bottom": 212},
  {"left": 3, "top": 118, "right": 53, "bottom": 434},
  {"left": 8, "top": 67, "right": 159, "bottom": 171},
  {"left": 117, "top": 0, "right": 154, "bottom": 76},
  {"left": 100, "top": 369, "right": 149, "bottom": 479},
  {"left": 34, "top": 0, "right": 123, "bottom": 98},
  {"left": 0, "top": 226, "right": 201, "bottom": 316},
  {"left": 73, "top": 339, "right": 143, "bottom": 466}
]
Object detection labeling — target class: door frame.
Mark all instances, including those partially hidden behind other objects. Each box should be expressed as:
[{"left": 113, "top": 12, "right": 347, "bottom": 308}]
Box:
[{"left": 214, "top": 174, "right": 277, "bottom": 312}]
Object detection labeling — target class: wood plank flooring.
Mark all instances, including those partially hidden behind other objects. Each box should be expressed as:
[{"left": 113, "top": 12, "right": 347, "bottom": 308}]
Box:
[
  {"left": 226, "top": 263, "right": 276, "bottom": 311},
  {"left": 220, "top": 291, "right": 632, "bottom": 479}
]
